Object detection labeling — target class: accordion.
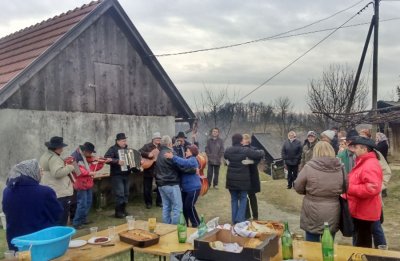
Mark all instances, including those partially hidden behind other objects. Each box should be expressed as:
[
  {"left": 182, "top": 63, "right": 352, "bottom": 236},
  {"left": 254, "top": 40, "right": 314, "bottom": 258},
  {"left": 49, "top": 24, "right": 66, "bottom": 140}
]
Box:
[{"left": 118, "top": 149, "right": 142, "bottom": 172}]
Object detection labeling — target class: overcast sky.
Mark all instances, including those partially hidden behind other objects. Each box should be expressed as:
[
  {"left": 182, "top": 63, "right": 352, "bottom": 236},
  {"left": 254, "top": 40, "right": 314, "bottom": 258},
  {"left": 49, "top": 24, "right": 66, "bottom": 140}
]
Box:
[{"left": 1, "top": 0, "right": 399, "bottom": 112}]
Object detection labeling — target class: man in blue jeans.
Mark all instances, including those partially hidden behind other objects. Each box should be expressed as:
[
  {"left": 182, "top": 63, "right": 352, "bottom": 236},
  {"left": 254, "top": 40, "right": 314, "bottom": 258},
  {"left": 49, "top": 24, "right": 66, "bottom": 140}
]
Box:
[
  {"left": 224, "top": 133, "right": 264, "bottom": 224},
  {"left": 155, "top": 135, "right": 182, "bottom": 224}
]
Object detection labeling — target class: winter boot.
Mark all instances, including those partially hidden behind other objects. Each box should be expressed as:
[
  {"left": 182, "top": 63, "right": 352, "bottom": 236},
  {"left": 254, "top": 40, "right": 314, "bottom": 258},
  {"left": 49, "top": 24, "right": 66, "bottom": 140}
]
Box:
[{"left": 114, "top": 204, "right": 125, "bottom": 219}]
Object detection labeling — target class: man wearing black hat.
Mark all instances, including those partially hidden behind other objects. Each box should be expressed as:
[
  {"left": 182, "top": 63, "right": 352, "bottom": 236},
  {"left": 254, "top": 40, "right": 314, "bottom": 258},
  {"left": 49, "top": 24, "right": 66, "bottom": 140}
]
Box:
[
  {"left": 337, "top": 129, "right": 359, "bottom": 174},
  {"left": 104, "top": 133, "right": 132, "bottom": 218},
  {"left": 40, "top": 136, "right": 75, "bottom": 226},
  {"left": 173, "top": 131, "right": 191, "bottom": 158},
  {"left": 70, "top": 142, "right": 110, "bottom": 228}
]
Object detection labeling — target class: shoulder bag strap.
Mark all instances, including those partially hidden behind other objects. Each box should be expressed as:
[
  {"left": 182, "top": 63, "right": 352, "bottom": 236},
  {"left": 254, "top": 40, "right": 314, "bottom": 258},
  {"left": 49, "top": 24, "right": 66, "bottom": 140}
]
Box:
[{"left": 341, "top": 165, "right": 347, "bottom": 193}]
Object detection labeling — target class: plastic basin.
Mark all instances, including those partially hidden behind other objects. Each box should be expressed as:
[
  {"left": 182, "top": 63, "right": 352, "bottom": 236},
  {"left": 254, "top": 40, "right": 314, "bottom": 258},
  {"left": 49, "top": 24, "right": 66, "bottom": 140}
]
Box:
[{"left": 11, "top": 226, "right": 76, "bottom": 261}]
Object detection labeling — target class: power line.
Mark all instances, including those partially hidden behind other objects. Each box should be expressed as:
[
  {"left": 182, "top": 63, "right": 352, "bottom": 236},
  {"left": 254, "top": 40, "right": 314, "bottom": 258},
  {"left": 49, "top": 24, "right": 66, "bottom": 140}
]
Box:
[
  {"left": 238, "top": 3, "right": 373, "bottom": 102},
  {"left": 152, "top": 0, "right": 367, "bottom": 57}
]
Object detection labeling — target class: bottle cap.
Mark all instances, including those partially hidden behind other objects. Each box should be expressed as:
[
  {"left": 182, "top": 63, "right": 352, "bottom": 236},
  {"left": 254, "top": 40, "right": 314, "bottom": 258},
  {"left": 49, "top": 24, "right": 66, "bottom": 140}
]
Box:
[{"left": 324, "top": 222, "right": 329, "bottom": 226}]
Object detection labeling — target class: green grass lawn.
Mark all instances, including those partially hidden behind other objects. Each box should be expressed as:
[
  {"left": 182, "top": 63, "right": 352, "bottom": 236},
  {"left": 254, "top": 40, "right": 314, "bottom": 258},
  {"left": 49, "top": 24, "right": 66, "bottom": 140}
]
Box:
[{"left": 1, "top": 165, "right": 399, "bottom": 259}]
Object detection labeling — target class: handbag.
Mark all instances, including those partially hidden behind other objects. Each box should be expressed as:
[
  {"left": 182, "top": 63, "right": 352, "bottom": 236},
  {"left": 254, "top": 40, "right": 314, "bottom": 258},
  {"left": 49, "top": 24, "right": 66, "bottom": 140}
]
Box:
[{"left": 339, "top": 166, "right": 354, "bottom": 237}]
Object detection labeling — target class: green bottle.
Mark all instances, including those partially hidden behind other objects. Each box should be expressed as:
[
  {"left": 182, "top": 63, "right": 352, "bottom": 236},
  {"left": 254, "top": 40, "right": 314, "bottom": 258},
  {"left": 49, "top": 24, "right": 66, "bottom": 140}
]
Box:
[
  {"left": 281, "top": 221, "right": 293, "bottom": 260},
  {"left": 198, "top": 215, "right": 207, "bottom": 237},
  {"left": 177, "top": 210, "right": 187, "bottom": 243},
  {"left": 321, "top": 222, "right": 334, "bottom": 261}
]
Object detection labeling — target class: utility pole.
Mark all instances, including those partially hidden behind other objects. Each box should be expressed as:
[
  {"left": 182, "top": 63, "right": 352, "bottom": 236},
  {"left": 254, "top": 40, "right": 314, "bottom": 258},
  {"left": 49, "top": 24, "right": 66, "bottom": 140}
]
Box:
[{"left": 372, "top": 0, "right": 379, "bottom": 111}]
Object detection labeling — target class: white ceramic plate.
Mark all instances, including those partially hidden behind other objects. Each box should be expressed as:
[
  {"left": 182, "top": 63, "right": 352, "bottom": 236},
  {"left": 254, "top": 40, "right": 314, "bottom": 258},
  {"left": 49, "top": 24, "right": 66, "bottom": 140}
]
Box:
[
  {"left": 88, "top": 236, "right": 111, "bottom": 245},
  {"left": 69, "top": 239, "right": 87, "bottom": 248}
]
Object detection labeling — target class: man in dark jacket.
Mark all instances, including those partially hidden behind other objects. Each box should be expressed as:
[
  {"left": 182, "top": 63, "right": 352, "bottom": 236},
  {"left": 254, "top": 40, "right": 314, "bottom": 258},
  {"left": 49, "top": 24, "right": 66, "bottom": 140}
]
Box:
[
  {"left": 205, "top": 128, "right": 224, "bottom": 189},
  {"left": 281, "top": 131, "right": 302, "bottom": 189},
  {"left": 155, "top": 135, "right": 182, "bottom": 224},
  {"left": 225, "top": 133, "right": 265, "bottom": 224},
  {"left": 104, "top": 133, "right": 131, "bottom": 218},
  {"left": 242, "top": 134, "right": 261, "bottom": 220},
  {"left": 173, "top": 131, "right": 191, "bottom": 158},
  {"left": 139, "top": 132, "right": 162, "bottom": 209}
]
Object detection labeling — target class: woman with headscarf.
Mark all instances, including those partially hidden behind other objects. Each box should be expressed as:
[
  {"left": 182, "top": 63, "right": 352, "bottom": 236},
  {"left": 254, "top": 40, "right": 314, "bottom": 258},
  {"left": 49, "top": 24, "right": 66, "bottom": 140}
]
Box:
[
  {"left": 2, "top": 159, "right": 63, "bottom": 251},
  {"left": 375, "top": 132, "right": 389, "bottom": 161}
]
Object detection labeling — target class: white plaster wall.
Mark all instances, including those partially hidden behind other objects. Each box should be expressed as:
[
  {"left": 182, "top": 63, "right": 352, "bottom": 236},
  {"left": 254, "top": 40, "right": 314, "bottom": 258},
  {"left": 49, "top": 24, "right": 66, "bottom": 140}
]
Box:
[{"left": 0, "top": 109, "right": 175, "bottom": 210}]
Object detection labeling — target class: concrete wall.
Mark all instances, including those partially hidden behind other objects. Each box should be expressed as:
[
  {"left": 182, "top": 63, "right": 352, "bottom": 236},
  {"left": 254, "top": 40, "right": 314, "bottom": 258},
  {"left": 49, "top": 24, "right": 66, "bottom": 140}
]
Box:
[{"left": 0, "top": 109, "right": 175, "bottom": 211}]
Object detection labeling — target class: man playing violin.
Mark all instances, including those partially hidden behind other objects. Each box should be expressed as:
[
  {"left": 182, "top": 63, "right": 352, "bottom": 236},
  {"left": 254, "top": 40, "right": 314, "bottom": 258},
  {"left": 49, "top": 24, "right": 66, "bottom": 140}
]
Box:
[
  {"left": 70, "top": 142, "right": 110, "bottom": 229},
  {"left": 139, "top": 132, "right": 163, "bottom": 209}
]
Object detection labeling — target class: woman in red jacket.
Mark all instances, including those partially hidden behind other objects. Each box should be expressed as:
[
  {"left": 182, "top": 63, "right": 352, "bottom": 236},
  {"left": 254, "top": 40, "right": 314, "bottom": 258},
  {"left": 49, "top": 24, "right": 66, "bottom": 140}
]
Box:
[{"left": 346, "top": 137, "right": 383, "bottom": 248}]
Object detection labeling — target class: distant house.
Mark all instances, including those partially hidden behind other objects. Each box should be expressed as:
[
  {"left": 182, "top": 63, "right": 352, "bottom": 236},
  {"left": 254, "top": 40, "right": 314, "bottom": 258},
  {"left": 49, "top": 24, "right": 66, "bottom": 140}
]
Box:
[
  {"left": 0, "top": 0, "right": 195, "bottom": 203},
  {"left": 377, "top": 100, "right": 400, "bottom": 158},
  {"left": 251, "top": 133, "right": 285, "bottom": 179}
]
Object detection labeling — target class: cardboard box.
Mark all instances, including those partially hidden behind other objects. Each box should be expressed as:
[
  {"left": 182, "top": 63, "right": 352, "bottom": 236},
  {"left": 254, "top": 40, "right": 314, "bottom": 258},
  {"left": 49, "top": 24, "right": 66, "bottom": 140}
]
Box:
[{"left": 194, "top": 229, "right": 279, "bottom": 261}]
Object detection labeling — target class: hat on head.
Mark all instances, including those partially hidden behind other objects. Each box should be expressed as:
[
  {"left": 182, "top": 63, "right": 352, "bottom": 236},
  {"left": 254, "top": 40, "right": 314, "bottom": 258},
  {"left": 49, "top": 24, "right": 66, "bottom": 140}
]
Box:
[
  {"left": 116, "top": 133, "right": 127, "bottom": 140},
  {"left": 187, "top": 145, "right": 199, "bottom": 156},
  {"left": 176, "top": 131, "right": 187, "bottom": 139},
  {"left": 80, "top": 142, "right": 96, "bottom": 153},
  {"left": 232, "top": 133, "right": 243, "bottom": 145},
  {"left": 346, "top": 129, "right": 359, "bottom": 142},
  {"left": 152, "top": 132, "right": 161, "bottom": 140},
  {"left": 307, "top": 131, "right": 317, "bottom": 137},
  {"left": 45, "top": 136, "right": 68, "bottom": 149},
  {"left": 349, "top": 136, "right": 376, "bottom": 149},
  {"left": 321, "top": 130, "right": 335, "bottom": 140}
]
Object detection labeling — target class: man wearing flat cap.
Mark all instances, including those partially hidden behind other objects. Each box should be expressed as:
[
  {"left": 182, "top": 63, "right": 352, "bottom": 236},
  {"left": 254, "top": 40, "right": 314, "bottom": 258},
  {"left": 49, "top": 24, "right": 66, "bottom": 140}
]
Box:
[
  {"left": 104, "top": 133, "right": 132, "bottom": 218},
  {"left": 346, "top": 136, "right": 383, "bottom": 248},
  {"left": 139, "top": 132, "right": 163, "bottom": 209},
  {"left": 40, "top": 136, "right": 75, "bottom": 225}
]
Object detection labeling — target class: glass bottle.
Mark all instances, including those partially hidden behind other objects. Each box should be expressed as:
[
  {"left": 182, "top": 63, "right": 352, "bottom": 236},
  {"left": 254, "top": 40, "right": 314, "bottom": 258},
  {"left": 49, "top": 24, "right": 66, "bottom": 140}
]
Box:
[
  {"left": 177, "top": 210, "right": 187, "bottom": 243},
  {"left": 198, "top": 215, "right": 207, "bottom": 237},
  {"left": 321, "top": 222, "right": 334, "bottom": 261},
  {"left": 281, "top": 221, "right": 293, "bottom": 260}
]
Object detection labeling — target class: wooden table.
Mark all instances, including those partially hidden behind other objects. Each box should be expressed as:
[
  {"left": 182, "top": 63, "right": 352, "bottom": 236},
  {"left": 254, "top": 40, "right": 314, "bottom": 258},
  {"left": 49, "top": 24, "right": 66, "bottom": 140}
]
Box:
[
  {"left": 271, "top": 241, "right": 400, "bottom": 261},
  {"left": 133, "top": 227, "right": 197, "bottom": 260},
  {"left": 55, "top": 220, "right": 179, "bottom": 261}
]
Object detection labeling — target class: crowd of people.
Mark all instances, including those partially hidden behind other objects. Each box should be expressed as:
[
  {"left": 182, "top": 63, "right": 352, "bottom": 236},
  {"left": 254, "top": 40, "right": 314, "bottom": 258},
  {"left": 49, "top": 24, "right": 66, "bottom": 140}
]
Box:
[
  {"left": 1, "top": 125, "right": 392, "bottom": 251},
  {"left": 284, "top": 128, "right": 390, "bottom": 248}
]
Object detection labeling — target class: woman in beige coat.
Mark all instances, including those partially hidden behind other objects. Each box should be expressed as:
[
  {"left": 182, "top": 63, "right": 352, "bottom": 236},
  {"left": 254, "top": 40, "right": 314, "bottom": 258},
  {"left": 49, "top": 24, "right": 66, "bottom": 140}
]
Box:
[{"left": 294, "top": 141, "right": 343, "bottom": 242}]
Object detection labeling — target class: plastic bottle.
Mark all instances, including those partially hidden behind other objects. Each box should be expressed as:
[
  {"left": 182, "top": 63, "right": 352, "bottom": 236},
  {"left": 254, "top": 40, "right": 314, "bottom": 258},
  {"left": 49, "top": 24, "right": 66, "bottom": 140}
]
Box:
[
  {"left": 197, "top": 215, "right": 207, "bottom": 237},
  {"left": 281, "top": 221, "right": 293, "bottom": 260},
  {"left": 321, "top": 222, "right": 334, "bottom": 261},
  {"left": 177, "top": 210, "right": 187, "bottom": 243}
]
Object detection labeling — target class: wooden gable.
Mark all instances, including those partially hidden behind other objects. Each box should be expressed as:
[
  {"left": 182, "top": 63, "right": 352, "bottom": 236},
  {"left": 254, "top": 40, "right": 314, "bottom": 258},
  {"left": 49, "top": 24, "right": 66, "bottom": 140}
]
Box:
[{"left": 0, "top": 0, "right": 194, "bottom": 120}]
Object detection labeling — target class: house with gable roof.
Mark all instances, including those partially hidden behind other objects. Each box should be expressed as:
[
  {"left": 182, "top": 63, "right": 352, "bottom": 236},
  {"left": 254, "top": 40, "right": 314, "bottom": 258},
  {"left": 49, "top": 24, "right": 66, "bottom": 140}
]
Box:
[{"left": 0, "top": 0, "right": 195, "bottom": 202}]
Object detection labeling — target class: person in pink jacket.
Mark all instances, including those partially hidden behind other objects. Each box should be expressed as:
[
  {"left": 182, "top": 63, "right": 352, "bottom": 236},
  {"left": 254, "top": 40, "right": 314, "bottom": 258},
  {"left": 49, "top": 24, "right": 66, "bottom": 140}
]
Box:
[{"left": 346, "top": 136, "right": 383, "bottom": 248}]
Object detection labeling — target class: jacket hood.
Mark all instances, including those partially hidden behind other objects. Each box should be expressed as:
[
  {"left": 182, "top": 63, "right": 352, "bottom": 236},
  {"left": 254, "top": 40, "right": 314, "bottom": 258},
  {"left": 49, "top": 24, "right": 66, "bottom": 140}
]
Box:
[{"left": 307, "top": 157, "right": 342, "bottom": 172}]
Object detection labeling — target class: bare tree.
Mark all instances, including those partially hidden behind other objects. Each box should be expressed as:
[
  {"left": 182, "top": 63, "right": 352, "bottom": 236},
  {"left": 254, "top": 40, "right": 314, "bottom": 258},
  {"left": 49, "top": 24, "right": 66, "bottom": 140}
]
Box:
[
  {"left": 193, "top": 85, "right": 240, "bottom": 143},
  {"left": 307, "top": 64, "right": 369, "bottom": 129},
  {"left": 274, "top": 96, "right": 294, "bottom": 139}
]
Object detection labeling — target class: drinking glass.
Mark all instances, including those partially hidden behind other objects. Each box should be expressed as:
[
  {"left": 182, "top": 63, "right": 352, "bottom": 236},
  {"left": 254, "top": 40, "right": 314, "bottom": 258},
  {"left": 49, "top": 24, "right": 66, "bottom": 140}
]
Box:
[
  {"left": 126, "top": 216, "right": 135, "bottom": 230},
  {"left": 108, "top": 226, "right": 116, "bottom": 241},
  {"left": 292, "top": 233, "right": 304, "bottom": 260},
  {"left": 90, "top": 226, "right": 98, "bottom": 236},
  {"left": 148, "top": 218, "right": 156, "bottom": 233}
]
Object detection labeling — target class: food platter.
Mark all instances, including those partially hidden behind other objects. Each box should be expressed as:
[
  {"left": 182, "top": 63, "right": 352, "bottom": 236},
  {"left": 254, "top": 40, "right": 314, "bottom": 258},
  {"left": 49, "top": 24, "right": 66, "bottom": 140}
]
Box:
[{"left": 88, "top": 236, "right": 111, "bottom": 245}]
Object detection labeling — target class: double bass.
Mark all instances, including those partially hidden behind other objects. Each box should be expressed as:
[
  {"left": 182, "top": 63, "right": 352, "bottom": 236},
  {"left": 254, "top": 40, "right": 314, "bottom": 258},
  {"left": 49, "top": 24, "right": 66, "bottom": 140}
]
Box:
[
  {"left": 192, "top": 120, "right": 209, "bottom": 196},
  {"left": 197, "top": 153, "right": 209, "bottom": 196}
]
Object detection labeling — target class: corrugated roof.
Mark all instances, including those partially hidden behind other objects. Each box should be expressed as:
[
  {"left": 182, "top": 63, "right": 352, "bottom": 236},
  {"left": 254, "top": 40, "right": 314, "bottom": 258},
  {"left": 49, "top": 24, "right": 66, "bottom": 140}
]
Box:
[
  {"left": 252, "top": 132, "right": 283, "bottom": 160},
  {"left": 0, "top": 1, "right": 101, "bottom": 89}
]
